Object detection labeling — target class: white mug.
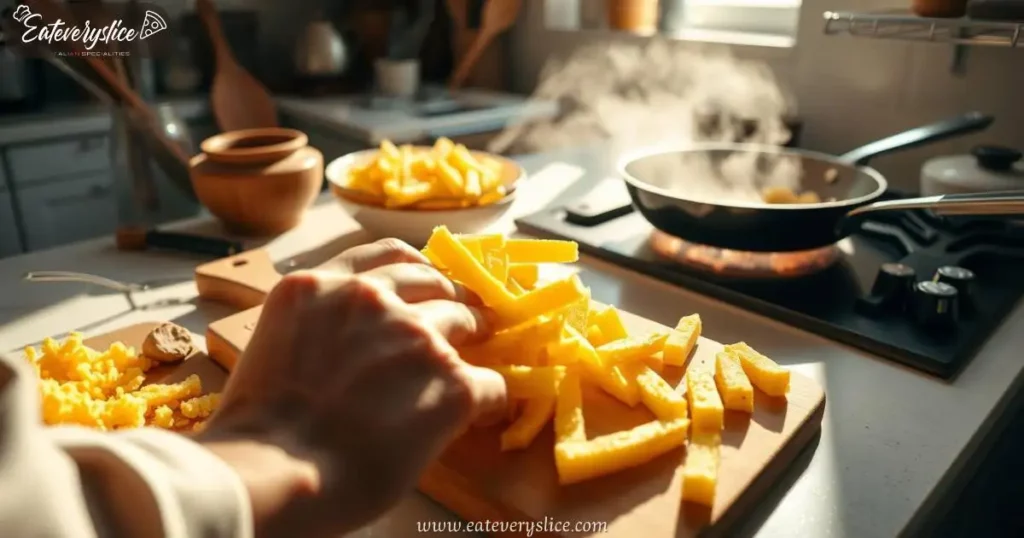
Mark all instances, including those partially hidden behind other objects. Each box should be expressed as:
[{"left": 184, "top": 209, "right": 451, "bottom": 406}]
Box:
[{"left": 375, "top": 59, "right": 420, "bottom": 98}]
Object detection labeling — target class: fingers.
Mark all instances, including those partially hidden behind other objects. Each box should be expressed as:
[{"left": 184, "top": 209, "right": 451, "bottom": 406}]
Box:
[
  {"left": 456, "top": 364, "right": 509, "bottom": 426},
  {"left": 361, "top": 263, "right": 478, "bottom": 305},
  {"left": 411, "top": 300, "right": 492, "bottom": 347},
  {"left": 325, "top": 238, "right": 428, "bottom": 274}
]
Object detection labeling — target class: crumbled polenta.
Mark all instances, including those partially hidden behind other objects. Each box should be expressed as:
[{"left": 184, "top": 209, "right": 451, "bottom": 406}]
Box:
[{"left": 24, "top": 332, "right": 220, "bottom": 432}]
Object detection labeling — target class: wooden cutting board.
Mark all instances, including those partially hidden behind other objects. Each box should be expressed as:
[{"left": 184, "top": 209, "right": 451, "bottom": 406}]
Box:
[
  {"left": 196, "top": 252, "right": 826, "bottom": 537},
  {"left": 82, "top": 322, "right": 228, "bottom": 396}
]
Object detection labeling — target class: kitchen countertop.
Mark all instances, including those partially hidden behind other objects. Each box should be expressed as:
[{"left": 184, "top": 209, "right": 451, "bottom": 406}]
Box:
[
  {"left": 0, "top": 89, "right": 556, "bottom": 147},
  {"left": 276, "top": 88, "right": 559, "bottom": 144},
  {"left": 0, "top": 97, "right": 211, "bottom": 146},
  {"left": 0, "top": 146, "right": 1021, "bottom": 537}
]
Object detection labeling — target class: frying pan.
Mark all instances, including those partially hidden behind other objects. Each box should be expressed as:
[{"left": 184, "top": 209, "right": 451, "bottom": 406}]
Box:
[{"left": 619, "top": 112, "right": 1024, "bottom": 252}]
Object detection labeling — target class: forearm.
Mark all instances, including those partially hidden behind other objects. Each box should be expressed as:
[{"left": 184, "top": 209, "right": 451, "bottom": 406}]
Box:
[{"left": 0, "top": 353, "right": 253, "bottom": 538}]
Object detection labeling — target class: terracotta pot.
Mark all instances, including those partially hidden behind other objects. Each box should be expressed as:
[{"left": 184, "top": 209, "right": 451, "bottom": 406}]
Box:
[
  {"left": 912, "top": 0, "right": 968, "bottom": 17},
  {"left": 607, "top": 0, "right": 659, "bottom": 34},
  {"left": 190, "top": 128, "right": 323, "bottom": 236}
]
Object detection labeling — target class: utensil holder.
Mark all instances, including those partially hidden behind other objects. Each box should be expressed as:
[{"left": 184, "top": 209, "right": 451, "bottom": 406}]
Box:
[
  {"left": 375, "top": 58, "right": 420, "bottom": 97},
  {"left": 110, "top": 107, "right": 200, "bottom": 229}
]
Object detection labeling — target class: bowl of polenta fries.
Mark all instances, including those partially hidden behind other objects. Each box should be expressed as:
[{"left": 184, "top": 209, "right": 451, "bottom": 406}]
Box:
[{"left": 325, "top": 138, "right": 525, "bottom": 246}]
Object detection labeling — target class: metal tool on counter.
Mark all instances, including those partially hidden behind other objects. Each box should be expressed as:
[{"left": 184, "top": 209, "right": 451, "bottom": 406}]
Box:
[
  {"left": 115, "top": 227, "right": 244, "bottom": 258},
  {"left": 23, "top": 270, "right": 190, "bottom": 310},
  {"left": 23, "top": 271, "right": 158, "bottom": 293}
]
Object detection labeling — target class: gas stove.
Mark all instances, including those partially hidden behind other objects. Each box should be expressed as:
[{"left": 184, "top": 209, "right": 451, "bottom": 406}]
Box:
[{"left": 516, "top": 185, "right": 1024, "bottom": 379}]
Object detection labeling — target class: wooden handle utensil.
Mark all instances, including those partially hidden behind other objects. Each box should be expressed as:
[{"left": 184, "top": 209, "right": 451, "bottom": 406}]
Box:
[{"left": 196, "top": 0, "right": 278, "bottom": 132}]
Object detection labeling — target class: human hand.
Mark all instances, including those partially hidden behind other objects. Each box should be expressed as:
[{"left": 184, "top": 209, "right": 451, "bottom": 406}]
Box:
[{"left": 197, "top": 239, "right": 507, "bottom": 537}]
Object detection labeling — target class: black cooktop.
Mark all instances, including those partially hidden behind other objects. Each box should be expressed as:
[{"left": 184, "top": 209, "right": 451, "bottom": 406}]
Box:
[{"left": 516, "top": 185, "right": 1024, "bottom": 379}]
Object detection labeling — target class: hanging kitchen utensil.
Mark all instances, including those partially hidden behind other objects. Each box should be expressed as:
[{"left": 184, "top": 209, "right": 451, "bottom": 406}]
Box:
[
  {"left": 618, "top": 112, "right": 1024, "bottom": 252},
  {"left": 195, "top": 0, "right": 277, "bottom": 131},
  {"left": 448, "top": 0, "right": 521, "bottom": 89},
  {"left": 446, "top": 0, "right": 469, "bottom": 60}
]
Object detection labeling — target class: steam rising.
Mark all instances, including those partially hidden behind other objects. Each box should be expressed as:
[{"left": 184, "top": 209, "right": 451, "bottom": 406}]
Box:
[{"left": 491, "top": 39, "right": 802, "bottom": 203}]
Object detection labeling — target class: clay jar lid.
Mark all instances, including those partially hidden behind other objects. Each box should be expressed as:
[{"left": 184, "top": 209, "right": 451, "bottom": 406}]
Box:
[{"left": 200, "top": 128, "right": 309, "bottom": 165}]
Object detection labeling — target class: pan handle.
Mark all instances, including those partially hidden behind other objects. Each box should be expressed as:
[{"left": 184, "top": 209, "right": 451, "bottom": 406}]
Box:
[
  {"left": 846, "top": 191, "right": 1024, "bottom": 220},
  {"left": 838, "top": 112, "right": 994, "bottom": 166}
]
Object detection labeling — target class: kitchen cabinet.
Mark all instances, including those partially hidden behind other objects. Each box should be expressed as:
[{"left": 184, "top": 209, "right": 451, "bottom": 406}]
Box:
[
  {"left": 187, "top": 119, "right": 219, "bottom": 147},
  {"left": 17, "top": 172, "right": 117, "bottom": 251},
  {"left": 0, "top": 191, "right": 22, "bottom": 257},
  {"left": 7, "top": 135, "right": 109, "bottom": 185}
]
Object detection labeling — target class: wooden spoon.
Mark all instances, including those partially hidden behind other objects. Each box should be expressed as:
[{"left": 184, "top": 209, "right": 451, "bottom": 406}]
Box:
[
  {"left": 195, "top": 0, "right": 277, "bottom": 132},
  {"left": 448, "top": 0, "right": 521, "bottom": 90}
]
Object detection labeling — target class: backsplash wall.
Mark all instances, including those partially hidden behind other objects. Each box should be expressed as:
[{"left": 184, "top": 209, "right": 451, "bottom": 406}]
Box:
[{"left": 506, "top": 0, "right": 1024, "bottom": 192}]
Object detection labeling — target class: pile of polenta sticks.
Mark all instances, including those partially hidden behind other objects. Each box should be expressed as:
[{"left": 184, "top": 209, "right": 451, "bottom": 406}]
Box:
[{"left": 423, "top": 226, "right": 791, "bottom": 507}]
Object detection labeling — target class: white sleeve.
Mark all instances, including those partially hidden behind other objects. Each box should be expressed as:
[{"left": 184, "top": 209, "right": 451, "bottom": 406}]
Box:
[{"left": 0, "top": 352, "right": 253, "bottom": 538}]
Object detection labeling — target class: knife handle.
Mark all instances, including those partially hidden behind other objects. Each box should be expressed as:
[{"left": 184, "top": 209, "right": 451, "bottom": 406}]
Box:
[
  {"left": 147, "top": 231, "right": 244, "bottom": 258},
  {"left": 116, "top": 227, "right": 244, "bottom": 258}
]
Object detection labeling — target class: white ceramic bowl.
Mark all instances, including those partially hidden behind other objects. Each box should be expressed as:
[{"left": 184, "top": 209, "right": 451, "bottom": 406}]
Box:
[{"left": 325, "top": 147, "right": 524, "bottom": 246}]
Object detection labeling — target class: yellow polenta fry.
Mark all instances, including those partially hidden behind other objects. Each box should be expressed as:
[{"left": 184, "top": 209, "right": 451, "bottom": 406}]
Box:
[
  {"left": 586, "top": 325, "right": 606, "bottom": 347},
  {"left": 493, "top": 366, "right": 567, "bottom": 399},
  {"left": 580, "top": 358, "right": 642, "bottom": 407},
  {"left": 421, "top": 246, "right": 446, "bottom": 269},
  {"left": 501, "top": 396, "right": 556, "bottom": 451},
  {"left": 664, "top": 314, "right": 701, "bottom": 367},
  {"left": 507, "top": 277, "right": 526, "bottom": 296},
  {"left": 461, "top": 314, "right": 563, "bottom": 365},
  {"left": 496, "top": 275, "right": 588, "bottom": 329},
  {"left": 505, "top": 239, "right": 579, "bottom": 264},
  {"left": 546, "top": 328, "right": 582, "bottom": 366},
  {"left": 380, "top": 139, "right": 400, "bottom": 160},
  {"left": 463, "top": 239, "right": 484, "bottom": 263},
  {"left": 436, "top": 159, "right": 464, "bottom": 194},
  {"left": 715, "top": 352, "right": 753, "bottom": 412},
  {"left": 682, "top": 431, "right": 721, "bottom": 507},
  {"left": 555, "top": 372, "right": 586, "bottom": 444},
  {"left": 472, "top": 235, "right": 508, "bottom": 284},
  {"left": 724, "top": 342, "right": 790, "bottom": 397},
  {"left": 477, "top": 185, "right": 507, "bottom": 205},
  {"left": 426, "top": 226, "right": 514, "bottom": 306},
  {"left": 591, "top": 306, "right": 629, "bottom": 342},
  {"left": 563, "top": 292, "right": 591, "bottom": 334},
  {"left": 637, "top": 367, "right": 687, "bottom": 421},
  {"left": 508, "top": 264, "right": 539, "bottom": 289},
  {"left": 554, "top": 418, "right": 689, "bottom": 485},
  {"left": 433, "top": 136, "right": 454, "bottom": 157},
  {"left": 644, "top": 352, "right": 664, "bottom": 373},
  {"left": 596, "top": 332, "right": 669, "bottom": 365},
  {"left": 465, "top": 169, "right": 482, "bottom": 198},
  {"left": 686, "top": 362, "right": 724, "bottom": 432}
]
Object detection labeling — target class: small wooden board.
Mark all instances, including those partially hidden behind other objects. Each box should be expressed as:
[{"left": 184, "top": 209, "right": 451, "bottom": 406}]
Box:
[
  {"left": 195, "top": 249, "right": 283, "bottom": 311},
  {"left": 83, "top": 322, "right": 228, "bottom": 396},
  {"left": 205, "top": 305, "right": 825, "bottom": 537}
]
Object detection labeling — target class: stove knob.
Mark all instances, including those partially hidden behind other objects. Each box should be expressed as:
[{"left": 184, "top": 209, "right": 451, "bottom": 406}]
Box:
[
  {"left": 911, "top": 281, "right": 960, "bottom": 331},
  {"left": 868, "top": 263, "right": 917, "bottom": 311},
  {"left": 934, "top": 266, "right": 975, "bottom": 315}
]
